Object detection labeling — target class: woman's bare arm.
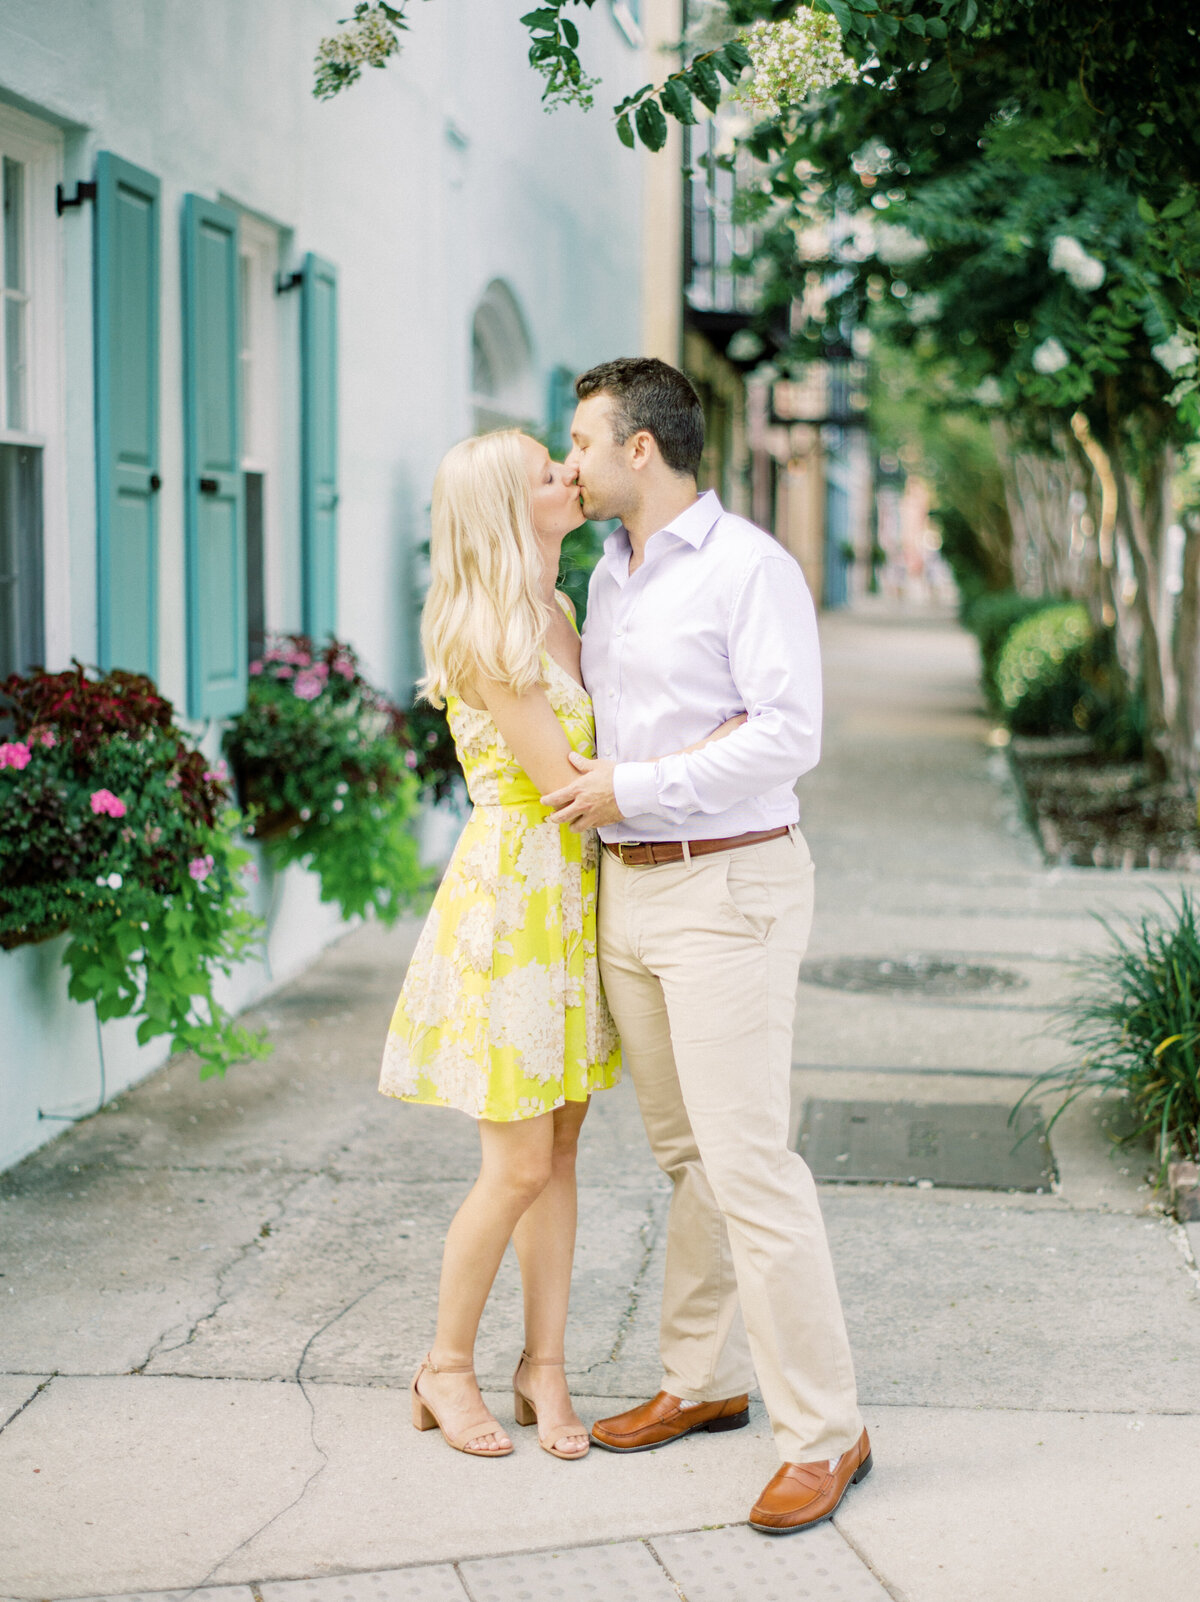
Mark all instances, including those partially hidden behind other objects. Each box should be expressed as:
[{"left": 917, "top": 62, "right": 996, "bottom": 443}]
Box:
[
  {"left": 672, "top": 713, "right": 748, "bottom": 757},
  {"left": 470, "top": 677, "right": 582, "bottom": 797}
]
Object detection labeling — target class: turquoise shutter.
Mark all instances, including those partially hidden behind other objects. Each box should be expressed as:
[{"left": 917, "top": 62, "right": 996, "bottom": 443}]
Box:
[
  {"left": 94, "top": 153, "right": 160, "bottom": 677},
  {"left": 182, "top": 195, "right": 245, "bottom": 719},
  {"left": 300, "top": 253, "right": 339, "bottom": 643}
]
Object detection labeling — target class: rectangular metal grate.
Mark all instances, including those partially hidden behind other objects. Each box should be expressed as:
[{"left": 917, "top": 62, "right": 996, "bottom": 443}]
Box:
[{"left": 797, "top": 1099, "right": 1055, "bottom": 1191}]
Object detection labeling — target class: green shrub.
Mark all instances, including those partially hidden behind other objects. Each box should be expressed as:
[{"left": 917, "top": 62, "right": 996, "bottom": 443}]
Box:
[
  {"left": 994, "top": 602, "right": 1096, "bottom": 734},
  {"left": 1018, "top": 892, "right": 1200, "bottom": 1171},
  {"left": 557, "top": 519, "right": 606, "bottom": 624},
  {"left": 961, "top": 589, "right": 1061, "bottom": 706}
]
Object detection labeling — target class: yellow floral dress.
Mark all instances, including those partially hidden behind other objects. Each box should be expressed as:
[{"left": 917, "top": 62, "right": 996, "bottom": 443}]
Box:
[{"left": 379, "top": 629, "right": 621, "bottom": 1122}]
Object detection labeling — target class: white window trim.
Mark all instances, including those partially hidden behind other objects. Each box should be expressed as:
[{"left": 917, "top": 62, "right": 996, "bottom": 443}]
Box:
[
  {"left": 235, "top": 210, "right": 283, "bottom": 636},
  {"left": 0, "top": 102, "right": 66, "bottom": 668}
]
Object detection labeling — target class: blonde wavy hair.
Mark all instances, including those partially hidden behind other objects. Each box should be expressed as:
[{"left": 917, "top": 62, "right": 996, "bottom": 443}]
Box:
[{"left": 419, "top": 430, "right": 551, "bottom": 707}]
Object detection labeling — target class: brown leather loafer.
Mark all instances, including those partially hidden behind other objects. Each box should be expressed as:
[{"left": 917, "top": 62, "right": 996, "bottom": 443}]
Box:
[
  {"left": 591, "top": 1391, "right": 751, "bottom": 1453},
  {"left": 749, "top": 1427, "right": 873, "bottom": 1534}
]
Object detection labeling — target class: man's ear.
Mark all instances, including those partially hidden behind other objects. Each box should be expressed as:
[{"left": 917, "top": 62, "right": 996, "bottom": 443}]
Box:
[{"left": 628, "top": 429, "right": 656, "bottom": 472}]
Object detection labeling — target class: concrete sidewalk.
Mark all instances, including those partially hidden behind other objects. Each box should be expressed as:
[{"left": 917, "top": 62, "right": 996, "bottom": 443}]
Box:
[{"left": 2, "top": 603, "right": 1198, "bottom": 1602}]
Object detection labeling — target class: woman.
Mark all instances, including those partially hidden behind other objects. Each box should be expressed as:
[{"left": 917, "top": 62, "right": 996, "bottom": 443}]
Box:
[{"left": 381, "top": 430, "right": 739, "bottom": 1462}]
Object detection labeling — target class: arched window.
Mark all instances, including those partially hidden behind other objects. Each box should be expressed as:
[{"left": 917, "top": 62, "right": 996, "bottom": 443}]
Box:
[{"left": 470, "top": 280, "right": 536, "bottom": 433}]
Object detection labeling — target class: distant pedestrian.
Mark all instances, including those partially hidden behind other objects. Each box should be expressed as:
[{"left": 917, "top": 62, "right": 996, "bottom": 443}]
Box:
[
  {"left": 544, "top": 358, "right": 870, "bottom": 1532},
  {"left": 381, "top": 429, "right": 740, "bottom": 1461}
]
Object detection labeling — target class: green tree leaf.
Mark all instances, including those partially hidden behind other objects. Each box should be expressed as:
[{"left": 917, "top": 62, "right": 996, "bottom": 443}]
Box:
[
  {"left": 688, "top": 57, "right": 722, "bottom": 113},
  {"left": 662, "top": 78, "right": 698, "bottom": 125},
  {"left": 635, "top": 97, "right": 669, "bottom": 151}
]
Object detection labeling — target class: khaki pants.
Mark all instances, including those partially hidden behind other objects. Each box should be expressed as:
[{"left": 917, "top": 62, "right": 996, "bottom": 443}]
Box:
[{"left": 598, "top": 830, "right": 862, "bottom": 1463}]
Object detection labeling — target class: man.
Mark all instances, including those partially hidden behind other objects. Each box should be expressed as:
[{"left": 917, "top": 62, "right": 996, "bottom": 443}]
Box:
[{"left": 543, "top": 357, "right": 870, "bottom": 1534}]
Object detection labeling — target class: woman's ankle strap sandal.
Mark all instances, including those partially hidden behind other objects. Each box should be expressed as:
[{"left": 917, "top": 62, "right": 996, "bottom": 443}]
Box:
[
  {"left": 411, "top": 1354, "right": 513, "bottom": 1458},
  {"left": 512, "top": 1351, "right": 589, "bottom": 1461}
]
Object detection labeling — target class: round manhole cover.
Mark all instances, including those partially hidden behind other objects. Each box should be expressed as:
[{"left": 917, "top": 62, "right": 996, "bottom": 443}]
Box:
[{"left": 802, "top": 956, "right": 1027, "bottom": 996}]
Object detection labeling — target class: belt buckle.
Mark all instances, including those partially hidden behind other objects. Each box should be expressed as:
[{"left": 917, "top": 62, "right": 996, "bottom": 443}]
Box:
[{"left": 616, "top": 840, "right": 641, "bottom": 865}]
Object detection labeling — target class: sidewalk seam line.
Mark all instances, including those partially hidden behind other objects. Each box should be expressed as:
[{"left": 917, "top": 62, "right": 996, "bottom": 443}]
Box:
[
  {"left": 832, "top": 1515, "right": 908, "bottom": 1602},
  {"left": 643, "top": 1537, "right": 689, "bottom": 1600}
]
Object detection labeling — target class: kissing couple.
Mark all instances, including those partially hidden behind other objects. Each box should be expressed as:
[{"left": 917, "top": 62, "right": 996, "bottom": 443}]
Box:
[{"left": 379, "top": 357, "right": 870, "bottom": 1534}]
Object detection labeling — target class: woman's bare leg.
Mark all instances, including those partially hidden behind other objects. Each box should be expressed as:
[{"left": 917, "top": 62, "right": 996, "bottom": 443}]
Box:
[
  {"left": 511, "top": 1098, "right": 590, "bottom": 1455},
  {"left": 419, "top": 1112, "right": 555, "bottom": 1453}
]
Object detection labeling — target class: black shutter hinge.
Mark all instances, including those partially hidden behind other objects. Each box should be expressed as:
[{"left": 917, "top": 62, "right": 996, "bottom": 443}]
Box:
[
  {"left": 274, "top": 270, "right": 304, "bottom": 296},
  {"left": 56, "top": 181, "right": 97, "bottom": 216}
]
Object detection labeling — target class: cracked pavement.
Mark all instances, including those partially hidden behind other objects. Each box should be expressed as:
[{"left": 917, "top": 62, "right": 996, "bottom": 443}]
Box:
[{"left": 2, "top": 604, "right": 1199, "bottom": 1602}]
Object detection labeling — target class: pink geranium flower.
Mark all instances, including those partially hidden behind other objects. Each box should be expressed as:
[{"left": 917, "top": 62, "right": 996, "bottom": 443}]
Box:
[
  {"left": 293, "top": 671, "right": 324, "bottom": 701},
  {"left": 89, "top": 788, "right": 127, "bottom": 818},
  {"left": 332, "top": 658, "right": 356, "bottom": 680},
  {"left": 249, "top": 660, "right": 264, "bottom": 676},
  {"left": 189, "top": 854, "right": 215, "bottom": 882},
  {"left": 0, "top": 741, "right": 32, "bottom": 770},
  {"left": 275, "top": 664, "right": 294, "bottom": 679},
  {"left": 204, "top": 759, "right": 230, "bottom": 783}
]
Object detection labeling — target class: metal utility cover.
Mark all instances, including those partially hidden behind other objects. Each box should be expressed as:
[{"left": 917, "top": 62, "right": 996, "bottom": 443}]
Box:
[{"left": 798, "top": 1099, "right": 1055, "bottom": 1192}]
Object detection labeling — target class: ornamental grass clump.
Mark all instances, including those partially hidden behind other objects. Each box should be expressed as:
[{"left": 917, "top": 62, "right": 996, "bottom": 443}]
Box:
[
  {"left": 224, "top": 634, "right": 426, "bottom": 923},
  {"left": 1020, "top": 892, "right": 1200, "bottom": 1172},
  {"left": 0, "top": 663, "right": 268, "bottom": 1077}
]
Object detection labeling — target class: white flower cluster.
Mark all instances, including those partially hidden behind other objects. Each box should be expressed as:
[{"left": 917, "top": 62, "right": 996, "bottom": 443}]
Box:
[
  {"left": 1152, "top": 330, "right": 1198, "bottom": 375},
  {"left": 1048, "top": 235, "right": 1105, "bottom": 292},
  {"left": 314, "top": 5, "right": 400, "bottom": 98},
  {"left": 907, "top": 291, "right": 942, "bottom": 325},
  {"left": 1032, "top": 337, "right": 1070, "bottom": 375},
  {"left": 739, "top": 15, "right": 860, "bottom": 115},
  {"left": 874, "top": 223, "right": 928, "bottom": 265}
]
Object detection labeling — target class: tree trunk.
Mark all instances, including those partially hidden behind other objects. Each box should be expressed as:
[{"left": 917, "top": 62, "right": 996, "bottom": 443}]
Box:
[
  {"left": 1171, "top": 516, "right": 1200, "bottom": 787},
  {"left": 1069, "top": 412, "right": 1135, "bottom": 681},
  {"left": 1105, "top": 431, "right": 1171, "bottom": 781}
]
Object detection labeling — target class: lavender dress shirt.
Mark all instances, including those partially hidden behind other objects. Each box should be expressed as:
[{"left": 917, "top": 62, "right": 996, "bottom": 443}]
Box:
[{"left": 580, "top": 489, "right": 823, "bottom": 845}]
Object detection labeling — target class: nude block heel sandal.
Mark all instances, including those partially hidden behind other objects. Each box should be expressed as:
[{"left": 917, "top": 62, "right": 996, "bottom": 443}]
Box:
[
  {"left": 512, "top": 1352, "right": 589, "bottom": 1460},
  {"left": 411, "top": 1354, "right": 513, "bottom": 1458}
]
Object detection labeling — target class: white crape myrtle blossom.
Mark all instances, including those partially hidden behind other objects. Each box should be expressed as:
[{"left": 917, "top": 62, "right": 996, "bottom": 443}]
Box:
[
  {"left": 739, "top": 15, "right": 860, "bottom": 115},
  {"left": 874, "top": 224, "right": 929, "bottom": 265},
  {"left": 1048, "top": 235, "right": 1106, "bottom": 291},
  {"left": 314, "top": 5, "right": 400, "bottom": 97},
  {"left": 1032, "top": 337, "right": 1071, "bottom": 375},
  {"left": 1152, "top": 330, "right": 1198, "bottom": 375},
  {"left": 973, "top": 376, "right": 1005, "bottom": 407}
]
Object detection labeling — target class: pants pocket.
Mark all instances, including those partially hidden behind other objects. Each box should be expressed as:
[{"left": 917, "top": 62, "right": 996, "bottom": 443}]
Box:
[{"left": 721, "top": 848, "right": 777, "bottom": 945}]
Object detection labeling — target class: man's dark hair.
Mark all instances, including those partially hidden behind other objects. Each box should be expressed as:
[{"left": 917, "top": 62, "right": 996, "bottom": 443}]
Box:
[{"left": 575, "top": 357, "right": 704, "bottom": 478}]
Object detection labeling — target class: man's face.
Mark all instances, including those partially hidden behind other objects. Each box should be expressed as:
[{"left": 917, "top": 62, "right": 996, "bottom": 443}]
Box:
[{"left": 565, "top": 394, "right": 636, "bottom": 524}]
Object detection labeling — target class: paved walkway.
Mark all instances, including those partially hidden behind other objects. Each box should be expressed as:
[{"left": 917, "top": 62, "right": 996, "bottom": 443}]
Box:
[{"left": 2, "top": 603, "right": 1199, "bottom": 1602}]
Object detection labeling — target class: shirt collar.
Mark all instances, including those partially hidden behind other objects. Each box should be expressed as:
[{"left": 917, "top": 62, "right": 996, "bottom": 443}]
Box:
[
  {"left": 661, "top": 488, "right": 723, "bottom": 548},
  {"left": 603, "top": 488, "right": 724, "bottom": 566}
]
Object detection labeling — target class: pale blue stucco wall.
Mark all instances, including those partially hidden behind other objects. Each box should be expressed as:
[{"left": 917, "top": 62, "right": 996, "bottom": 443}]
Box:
[{"left": 0, "top": 0, "right": 647, "bottom": 1170}]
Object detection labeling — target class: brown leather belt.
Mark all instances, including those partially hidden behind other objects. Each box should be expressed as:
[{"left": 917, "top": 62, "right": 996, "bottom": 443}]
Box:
[{"left": 604, "top": 825, "right": 790, "bottom": 866}]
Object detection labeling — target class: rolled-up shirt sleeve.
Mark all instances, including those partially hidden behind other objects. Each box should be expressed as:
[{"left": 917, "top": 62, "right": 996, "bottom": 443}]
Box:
[{"left": 612, "top": 553, "right": 822, "bottom": 824}]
